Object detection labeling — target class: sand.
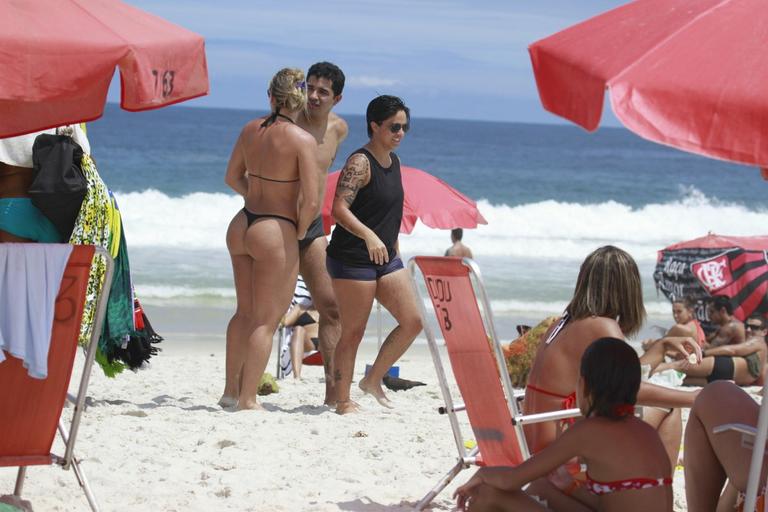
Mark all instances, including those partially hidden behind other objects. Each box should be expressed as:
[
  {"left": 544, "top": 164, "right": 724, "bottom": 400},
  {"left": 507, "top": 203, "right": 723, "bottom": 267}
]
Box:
[{"left": 0, "top": 332, "right": 726, "bottom": 511}]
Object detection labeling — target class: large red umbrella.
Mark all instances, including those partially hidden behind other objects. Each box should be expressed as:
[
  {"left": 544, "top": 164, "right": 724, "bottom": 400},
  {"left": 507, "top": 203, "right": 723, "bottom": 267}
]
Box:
[
  {"left": 528, "top": 0, "right": 768, "bottom": 176},
  {"left": 654, "top": 233, "right": 768, "bottom": 331},
  {"left": 322, "top": 166, "right": 487, "bottom": 235},
  {"left": 0, "top": 0, "right": 209, "bottom": 138}
]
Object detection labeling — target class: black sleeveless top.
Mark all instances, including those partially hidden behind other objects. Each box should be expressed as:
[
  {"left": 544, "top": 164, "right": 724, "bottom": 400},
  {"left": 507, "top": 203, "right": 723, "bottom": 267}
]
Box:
[{"left": 327, "top": 148, "right": 404, "bottom": 266}]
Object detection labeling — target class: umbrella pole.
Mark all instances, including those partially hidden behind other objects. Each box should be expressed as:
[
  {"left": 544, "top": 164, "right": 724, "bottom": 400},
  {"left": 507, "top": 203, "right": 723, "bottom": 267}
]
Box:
[{"left": 744, "top": 377, "right": 768, "bottom": 511}]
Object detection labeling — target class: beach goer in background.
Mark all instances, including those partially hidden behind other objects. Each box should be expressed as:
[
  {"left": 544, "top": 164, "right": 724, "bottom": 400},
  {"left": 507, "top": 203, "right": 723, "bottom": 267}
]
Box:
[
  {"left": 327, "top": 95, "right": 422, "bottom": 415},
  {"left": 684, "top": 381, "right": 765, "bottom": 511},
  {"left": 523, "top": 246, "right": 701, "bottom": 471},
  {"left": 294, "top": 61, "right": 349, "bottom": 405},
  {"left": 444, "top": 228, "right": 473, "bottom": 258},
  {"left": 648, "top": 314, "right": 767, "bottom": 386},
  {"left": 454, "top": 338, "right": 673, "bottom": 512},
  {"left": 705, "top": 295, "right": 746, "bottom": 347},
  {"left": 280, "top": 275, "right": 320, "bottom": 380},
  {"left": 641, "top": 297, "right": 706, "bottom": 351},
  {"left": 222, "top": 67, "right": 320, "bottom": 410}
]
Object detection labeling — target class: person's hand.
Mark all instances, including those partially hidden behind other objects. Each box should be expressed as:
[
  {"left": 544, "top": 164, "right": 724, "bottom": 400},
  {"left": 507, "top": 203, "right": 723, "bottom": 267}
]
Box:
[
  {"left": 453, "top": 470, "right": 485, "bottom": 511},
  {"left": 641, "top": 338, "right": 656, "bottom": 351},
  {"left": 662, "top": 336, "right": 702, "bottom": 365},
  {"left": 364, "top": 233, "right": 388, "bottom": 265}
]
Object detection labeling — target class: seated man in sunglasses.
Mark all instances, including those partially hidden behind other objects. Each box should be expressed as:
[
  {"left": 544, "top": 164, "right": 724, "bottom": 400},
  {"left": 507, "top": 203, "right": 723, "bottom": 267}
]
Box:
[{"left": 649, "top": 315, "right": 767, "bottom": 387}]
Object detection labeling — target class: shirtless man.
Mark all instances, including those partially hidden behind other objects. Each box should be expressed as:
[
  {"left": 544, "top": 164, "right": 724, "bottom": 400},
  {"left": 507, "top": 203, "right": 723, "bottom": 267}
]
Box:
[
  {"left": 295, "top": 62, "right": 349, "bottom": 406},
  {"left": 705, "top": 295, "right": 746, "bottom": 348},
  {"left": 444, "top": 228, "right": 473, "bottom": 258}
]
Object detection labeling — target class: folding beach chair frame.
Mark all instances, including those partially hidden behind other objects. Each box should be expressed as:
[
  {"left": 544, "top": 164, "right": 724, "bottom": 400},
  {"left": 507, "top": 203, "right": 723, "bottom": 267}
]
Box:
[
  {"left": 715, "top": 376, "right": 768, "bottom": 511},
  {"left": 4, "top": 245, "right": 114, "bottom": 512},
  {"left": 407, "top": 256, "right": 580, "bottom": 510},
  {"left": 276, "top": 325, "right": 289, "bottom": 380}
]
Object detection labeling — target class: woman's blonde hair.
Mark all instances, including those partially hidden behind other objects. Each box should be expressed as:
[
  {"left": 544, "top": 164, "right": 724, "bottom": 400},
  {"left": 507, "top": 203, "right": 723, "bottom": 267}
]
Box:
[
  {"left": 268, "top": 67, "right": 307, "bottom": 113},
  {"left": 566, "top": 245, "right": 646, "bottom": 337}
]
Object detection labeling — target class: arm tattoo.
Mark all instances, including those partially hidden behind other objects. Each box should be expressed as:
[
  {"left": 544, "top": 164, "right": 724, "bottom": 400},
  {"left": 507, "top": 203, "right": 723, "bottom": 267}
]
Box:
[{"left": 335, "top": 155, "right": 369, "bottom": 207}]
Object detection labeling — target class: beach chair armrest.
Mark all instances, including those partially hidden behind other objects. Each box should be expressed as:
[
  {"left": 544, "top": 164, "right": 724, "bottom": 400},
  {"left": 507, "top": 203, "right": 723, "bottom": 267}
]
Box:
[
  {"left": 438, "top": 404, "right": 466, "bottom": 415},
  {"left": 713, "top": 423, "right": 757, "bottom": 437},
  {"left": 513, "top": 408, "right": 582, "bottom": 426}
]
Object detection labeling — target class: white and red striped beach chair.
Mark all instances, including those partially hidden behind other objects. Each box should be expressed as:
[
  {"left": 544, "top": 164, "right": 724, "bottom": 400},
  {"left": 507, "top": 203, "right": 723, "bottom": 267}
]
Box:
[{"left": 407, "top": 256, "right": 580, "bottom": 510}]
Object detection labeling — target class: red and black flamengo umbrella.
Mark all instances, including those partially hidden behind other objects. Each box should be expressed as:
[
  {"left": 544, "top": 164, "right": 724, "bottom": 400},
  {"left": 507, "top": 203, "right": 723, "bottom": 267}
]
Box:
[{"left": 653, "top": 234, "right": 768, "bottom": 332}]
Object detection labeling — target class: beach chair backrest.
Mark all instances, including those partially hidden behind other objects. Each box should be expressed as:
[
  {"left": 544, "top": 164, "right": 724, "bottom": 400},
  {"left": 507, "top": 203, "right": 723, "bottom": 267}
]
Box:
[
  {"left": 410, "top": 256, "right": 526, "bottom": 467},
  {"left": 0, "top": 245, "right": 94, "bottom": 467}
]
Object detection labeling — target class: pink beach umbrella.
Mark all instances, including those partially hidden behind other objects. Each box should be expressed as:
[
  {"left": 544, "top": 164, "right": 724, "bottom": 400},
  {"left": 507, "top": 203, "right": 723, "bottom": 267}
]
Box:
[
  {"left": 0, "top": 0, "right": 209, "bottom": 138},
  {"left": 528, "top": 0, "right": 768, "bottom": 179},
  {"left": 322, "top": 166, "right": 487, "bottom": 235}
]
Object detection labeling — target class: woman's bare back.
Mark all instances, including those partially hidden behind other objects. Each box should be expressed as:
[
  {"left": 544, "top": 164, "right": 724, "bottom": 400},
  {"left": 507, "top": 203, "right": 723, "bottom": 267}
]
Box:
[{"left": 241, "top": 118, "right": 303, "bottom": 222}]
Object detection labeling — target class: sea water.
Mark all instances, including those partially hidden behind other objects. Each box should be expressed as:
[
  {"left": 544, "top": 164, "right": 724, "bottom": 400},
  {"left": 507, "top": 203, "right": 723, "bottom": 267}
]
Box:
[{"left": 88, "top": 104, "right": 768, "bottom": 340}]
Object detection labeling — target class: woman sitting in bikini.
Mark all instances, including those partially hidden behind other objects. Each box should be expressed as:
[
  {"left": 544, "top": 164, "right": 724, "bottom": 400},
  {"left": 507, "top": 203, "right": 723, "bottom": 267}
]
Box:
[
  {"left": 523, "top": 246, "right": 701, "bottom": 471},
  {"left": 222, "top": 67, "right": 320, "bottom": 410},
  {"left": 641, "top": 296, "right": 706, "bottom": 351},
  {"left": 454, "top": 338, "right": 673, "bottom": 512}
]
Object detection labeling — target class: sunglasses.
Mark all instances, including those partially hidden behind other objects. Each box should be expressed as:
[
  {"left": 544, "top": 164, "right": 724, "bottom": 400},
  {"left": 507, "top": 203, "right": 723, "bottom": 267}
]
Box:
[
  {"left": 388, "top": 123, "right": 410, "bottom": 134},
  {"left": 746, "top": 323, "right": 763, "bottom": 330}
]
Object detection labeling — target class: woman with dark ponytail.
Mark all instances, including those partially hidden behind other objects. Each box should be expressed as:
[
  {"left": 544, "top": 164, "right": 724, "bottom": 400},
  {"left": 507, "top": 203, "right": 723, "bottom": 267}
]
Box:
[{"left": 454, "top": 338, "right": 673, "bottom": 512}]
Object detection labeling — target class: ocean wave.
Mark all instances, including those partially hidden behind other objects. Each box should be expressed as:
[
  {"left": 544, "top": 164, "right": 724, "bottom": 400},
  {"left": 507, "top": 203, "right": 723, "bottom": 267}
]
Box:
[{"left": 115, "top": 187, "right": 768, "bottom": 260}]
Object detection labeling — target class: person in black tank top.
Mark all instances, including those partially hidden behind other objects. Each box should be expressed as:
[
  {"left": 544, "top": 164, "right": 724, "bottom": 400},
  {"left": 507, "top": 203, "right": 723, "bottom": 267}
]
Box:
[{"left": 326, "top": 95, "right": 423, "bottom": 415}]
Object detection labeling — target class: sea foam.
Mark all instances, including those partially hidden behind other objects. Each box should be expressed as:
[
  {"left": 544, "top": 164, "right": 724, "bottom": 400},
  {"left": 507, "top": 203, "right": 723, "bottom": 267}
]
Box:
[{"left": 117, "top": 186, "right": 768, "bottom": 262}]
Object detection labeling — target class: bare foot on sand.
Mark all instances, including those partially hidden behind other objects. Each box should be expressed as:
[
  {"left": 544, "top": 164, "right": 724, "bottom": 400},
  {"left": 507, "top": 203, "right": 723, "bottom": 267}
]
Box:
[
  {"left": 359, "top": 377, "right": 394, "bottom": 409},
  {"left": 336, "top": 400, "right": 362, "bottom": 415},
  {"left": 237, "top": 399, "right": 265, "bottom": 411},
  {"left": 218, "top": 395, "right": 238, "bottom": 409}
]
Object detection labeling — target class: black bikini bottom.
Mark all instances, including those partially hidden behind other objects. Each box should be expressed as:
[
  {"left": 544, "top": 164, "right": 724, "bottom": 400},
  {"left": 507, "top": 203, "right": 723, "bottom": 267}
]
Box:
[
  {"left": 242, "top": 208, "right": 297, "bottom": 229},
  {"left": 707, "top": 355, "right": 735, "bottom": 383}
]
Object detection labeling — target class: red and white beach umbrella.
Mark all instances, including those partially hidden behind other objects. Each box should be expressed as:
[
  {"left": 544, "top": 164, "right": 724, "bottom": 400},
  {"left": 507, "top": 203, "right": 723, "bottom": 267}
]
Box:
[
  {"left": 322, "top": 166, "right": 487, "bottom": 235},
  {"left": 528, "top": 0, "right": 768, "bottom": 179},
  {"left": 0, "top": 0, "right": 209, "bottom": 138}
]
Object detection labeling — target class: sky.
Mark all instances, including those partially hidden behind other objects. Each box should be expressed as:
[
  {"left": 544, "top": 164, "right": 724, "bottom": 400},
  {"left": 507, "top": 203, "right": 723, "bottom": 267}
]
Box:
[{"left": 120, "top": 0, "right": 625, "bottom": 124}]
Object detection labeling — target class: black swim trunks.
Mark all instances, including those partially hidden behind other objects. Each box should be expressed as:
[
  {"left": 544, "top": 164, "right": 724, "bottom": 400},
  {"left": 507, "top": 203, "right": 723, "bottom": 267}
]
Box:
[
  {"left": 707, "top": 355, "right": 735, "bottom": 383},
  {"left": 298, "top": 216, "right": 325, "bottom": 251}
]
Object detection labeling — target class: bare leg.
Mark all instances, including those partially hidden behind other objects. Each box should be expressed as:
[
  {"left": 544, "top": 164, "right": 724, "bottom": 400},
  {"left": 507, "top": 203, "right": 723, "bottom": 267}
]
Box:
[
  {"left": 684, "top": 381, "right": 761, "bottom": 510},
  {"left": 360, "top": 269, "right": 422, "bottom": 407},
  {"left": 220, "top": 212, "right": 251, "bottom": 408},
  {"left": 238, "top": 220, "right": 299, "bottom": 410},
  {"left": 290, "top": 326, "right": 305, "bottom": 380},
  {"left": 643, "top": 407, "right": 682, "bottom": 468},
  {"left": 300, "top": 236, "right": 341, "bottom": 405},
  {"left": 461, "top": 483, "right": 549, "bottom": 512},
  {"left": 331, "top": 278, "right": 376, "bottom": 415}
]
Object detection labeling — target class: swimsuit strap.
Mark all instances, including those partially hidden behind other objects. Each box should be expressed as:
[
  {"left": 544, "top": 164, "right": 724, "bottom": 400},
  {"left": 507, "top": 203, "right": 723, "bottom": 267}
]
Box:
[
  {"left": 526, "top": 384, "right": 572, "bottom": 400},
  {"left": 260, "top": 108, "right": 295, "bottom": 128},
  {"left": 527, "top": 384, "right": 577, "bottom": 426},
  {"left": 544, "top": 311, "right": 570, "bottom": 345},
  {"left": 247, "top": 173, "right": 299, "bottom": 183}
]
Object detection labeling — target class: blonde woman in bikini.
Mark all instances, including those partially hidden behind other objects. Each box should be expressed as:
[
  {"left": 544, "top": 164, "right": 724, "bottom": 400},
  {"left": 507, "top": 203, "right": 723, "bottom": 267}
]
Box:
[{"left": 221, "top": 68, "right": 320, "bottom": 410}]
